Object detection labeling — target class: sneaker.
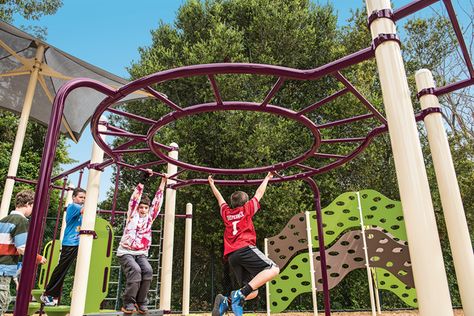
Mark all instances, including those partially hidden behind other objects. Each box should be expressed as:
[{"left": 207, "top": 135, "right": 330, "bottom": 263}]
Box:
[
  {"left": 230, "top": 290, "right": 245, "bottom": 316},
  {"left": 135, "top": 303, "right": 149, "bottom": 314},
  {"left": 39, "top": 294, "right": 57, "bottom": 306},
  {"left": 121, "top": 303, "right": 137, "bottom": 314},
  {"left": 212, "top": 293, "right": 229, "bottom": 316}
]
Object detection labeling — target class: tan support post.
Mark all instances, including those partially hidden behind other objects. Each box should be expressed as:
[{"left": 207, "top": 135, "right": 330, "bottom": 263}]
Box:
[
  {"left": 365, "top": 1, "right": 453, "bottom": 314},
  {"left": 356, "top": 192, "right": 376, "bottom": 316},
  {"left": 160, "top": 143, "right": 179, "bottom": 311},
  {"left": 182, "top": 203, "right": 193, "bottom": 316},
  {"left": 264, "top": 238, "right": 271, "bottom": 316},
  {"left": 416, "top": 69, "right": 474, "bottom": 315},
  {"left": 0, "top": 44, "right": 45, "bottom": 218},
  {"left": 69, "top": 117, "right": 107, "bottom": 316},
  {"left": 304, "top": 211, "right": 318, "bottom": 316},
  {"left": 59, "top": 184, "right": 75, "bottom": 243},
  {"left": 371, "top": 268, "right": 382, "bottom": 314}
]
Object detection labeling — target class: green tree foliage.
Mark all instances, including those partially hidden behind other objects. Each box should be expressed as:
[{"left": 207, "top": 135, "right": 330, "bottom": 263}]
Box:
[
  {"left": 105, "top": 0, "right": 472, "bottom": 311},
  {"left": 0, "top": 0, "right": 63, "bottom": 38},
  {"left": 0, "top": 0, "right": 62, "bottom": 22}
]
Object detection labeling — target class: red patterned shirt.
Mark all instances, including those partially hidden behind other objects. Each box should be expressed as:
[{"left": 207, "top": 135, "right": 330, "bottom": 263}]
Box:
[
  {"left": 221, "top": 197, "right": 260, "bottom": 256},
  {"left": 118, "top": 183, "right": 164, "bottom": 255}
]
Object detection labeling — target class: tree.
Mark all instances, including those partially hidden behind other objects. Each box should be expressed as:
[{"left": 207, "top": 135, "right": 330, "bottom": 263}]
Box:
[{"left": 0, "top": 0, "right": 62, "bottom": 38}]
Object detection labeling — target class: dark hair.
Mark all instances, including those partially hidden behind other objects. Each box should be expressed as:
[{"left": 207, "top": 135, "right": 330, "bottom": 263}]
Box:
[
  {"left": 73, "top": 188, "right": 86, "bottom": 197},
  {"left": 15, "top": 190, "right": 35, "bottom": 208},
  {"left": 230, "top": 191, "right": 249, "bottom": 208},
  {"left": 139, "top": 195, "right": 151, "bottom": 206}
]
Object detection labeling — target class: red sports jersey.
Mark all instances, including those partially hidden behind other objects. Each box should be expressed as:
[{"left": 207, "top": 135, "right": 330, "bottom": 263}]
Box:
[{"left": 220, "top": 197, "right": 260, "bottom": 256}]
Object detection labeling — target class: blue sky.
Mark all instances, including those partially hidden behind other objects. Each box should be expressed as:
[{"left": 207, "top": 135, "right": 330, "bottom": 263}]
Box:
[{"left": 11, "top": 0, "right": 469, "bottom": 201}]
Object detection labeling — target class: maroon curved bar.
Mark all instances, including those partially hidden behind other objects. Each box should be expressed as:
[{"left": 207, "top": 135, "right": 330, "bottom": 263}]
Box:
[
  {"left": 87, "top": 62, "right": 389, "bottom": 186},
  {"left": 14, "top": 78, "right": 118, "bottom": 316}
]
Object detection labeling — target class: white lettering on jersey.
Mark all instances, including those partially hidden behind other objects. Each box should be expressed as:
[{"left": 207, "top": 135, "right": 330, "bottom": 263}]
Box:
[
  {"left": 232, "top": 220, "right": 240, "bottom": 236},
  {"left": 226, "top": 211, "right": 244, "bottom": 221}
]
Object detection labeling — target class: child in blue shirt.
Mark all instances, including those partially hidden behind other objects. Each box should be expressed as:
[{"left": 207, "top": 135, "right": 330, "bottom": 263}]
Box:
[{"left": 40, "top": 188, "right": 86, "bottom": 306}]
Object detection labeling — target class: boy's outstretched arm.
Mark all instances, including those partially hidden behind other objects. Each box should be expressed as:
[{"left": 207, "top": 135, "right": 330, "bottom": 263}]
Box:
[
  {"left": 159, "top": 173, "right": 168, "bottom": 191},
  {"left": 254, "top": 172, "right": 274, "bottom": 201},
  {"left": 151, "top": 174, "right": 168, "bottom": 219},
  {"left": 208, "top": 176, "right": 226, "bottom": 206}
]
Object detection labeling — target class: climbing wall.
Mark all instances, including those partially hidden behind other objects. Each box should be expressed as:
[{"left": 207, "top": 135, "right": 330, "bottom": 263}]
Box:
[{"left": 267, "top": 190, "right": 417, "bottom": 312}]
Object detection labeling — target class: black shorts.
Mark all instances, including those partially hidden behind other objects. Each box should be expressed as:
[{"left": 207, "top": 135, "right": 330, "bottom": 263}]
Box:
[{"left": 227, "top": 245, "right": 277, "bottom": 286}]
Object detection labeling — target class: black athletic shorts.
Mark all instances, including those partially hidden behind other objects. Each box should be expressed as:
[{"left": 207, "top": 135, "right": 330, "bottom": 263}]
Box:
[{"left": 227, "top": 245, "right": 277, "bottom": 286}]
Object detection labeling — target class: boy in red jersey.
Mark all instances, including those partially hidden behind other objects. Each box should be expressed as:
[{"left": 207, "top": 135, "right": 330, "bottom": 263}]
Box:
[{"left": 209, "top": 172, "right": 279, "bottom": 316}]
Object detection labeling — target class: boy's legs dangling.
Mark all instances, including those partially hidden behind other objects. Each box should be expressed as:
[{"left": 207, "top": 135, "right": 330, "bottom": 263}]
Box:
[
  {"left": 228, "top": 246, "right": 279, "bottom": 316},
  {"left": 135, "top": 255, "right": 153, "bottom": 313},
  {"left": 118, "top": 255, "right": 143, "bottom": 313}
]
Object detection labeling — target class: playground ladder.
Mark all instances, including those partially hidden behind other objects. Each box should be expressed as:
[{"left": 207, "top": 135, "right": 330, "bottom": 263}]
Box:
[
  {"left": 106, "top": 214, "right": 165, "bottom": 310},
  {"left": 152, "top": 214, "right": 165, "bottom": 308}
]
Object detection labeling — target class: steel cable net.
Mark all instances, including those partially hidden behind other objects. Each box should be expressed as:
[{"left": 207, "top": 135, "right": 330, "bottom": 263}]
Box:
[{"left": 87, "top": 63, "right": 390, "bottom": 187}]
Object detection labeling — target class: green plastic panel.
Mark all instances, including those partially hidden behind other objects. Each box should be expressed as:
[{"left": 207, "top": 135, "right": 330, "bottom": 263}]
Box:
[
  {"left": 267, "top": 190, "right": 409, "bottom": 271},
  {"left": 375, "top": 268, "right": 418, "bottom": 307},
  {"left": 269, "top": 253, "right": 312, "bottom": 312},
  {"left": 268, "top": 190, "right": 415, "bottom": 312},
  {"left": 269, "top": 229, "right": 415, "bottom": 312},
  {"left": 308, "top": 189, "right": 407, "bottom": 250},
  {"left": 31, "top": 217, "right": 114, "bottom": 314},
  {"left": 37, "top": 240, "right": 62, "bottom": 290},
  {"left": 84, "top": 217, "right": 114, "bottom": 314},
  {"left": 43, "top": 305, "right": 71, "bottom": 316},
  {"left": 27, "top": 302, "right": 41, "bottom": 316}
]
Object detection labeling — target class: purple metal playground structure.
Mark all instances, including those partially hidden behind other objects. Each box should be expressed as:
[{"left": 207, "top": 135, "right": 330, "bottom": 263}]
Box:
[{"left": 13, "top": 0, "right": 473, "bottom": 315}]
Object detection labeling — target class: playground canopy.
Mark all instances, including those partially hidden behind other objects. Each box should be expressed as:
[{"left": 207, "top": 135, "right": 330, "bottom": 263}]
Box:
[
  {"left": 0, "top": 21, "right": 146, "bottom": 142},
  {"left": 0, "top": 20, "right": 153, "bottom": 218}
]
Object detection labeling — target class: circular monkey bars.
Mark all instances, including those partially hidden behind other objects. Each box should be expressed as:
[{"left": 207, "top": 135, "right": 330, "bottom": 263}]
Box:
[{"left": 88, "top": 62, "right": 388, "bottom": 187}]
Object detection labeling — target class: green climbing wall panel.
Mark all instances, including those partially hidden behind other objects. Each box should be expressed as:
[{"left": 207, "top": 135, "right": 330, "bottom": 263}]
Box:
[
  {"left": 308, "top": 189, "right": 408, "bottom": 249},
  {"left": 269, "top": 253, "right": 312, "bottom": 312},
  {"left": 375, "top": 268, "right": 417, "bottom": 307},
  {"left": 268, "top": 190, "right": 416, "bottom": 312}
]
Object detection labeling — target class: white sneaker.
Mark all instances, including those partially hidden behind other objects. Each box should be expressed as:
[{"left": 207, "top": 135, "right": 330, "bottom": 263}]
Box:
[{"left": 40, "top": 294, "right": 57, "bottom": 306}]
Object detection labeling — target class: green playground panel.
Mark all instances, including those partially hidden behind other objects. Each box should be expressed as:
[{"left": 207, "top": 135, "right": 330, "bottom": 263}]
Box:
[
  {"left": 30, "top": 240, "right": 62, "bottom": 304},
  {"left": 43, "top": 305, "right": 71, "bottom": 316},
  {"left": 27, "top": 302, "right": 40, "bottom": 316},
  {"left": 375, "top": 268, "right": 418, "bottom": 307},
  {"left": 269, "top": 190, "right": 415, "bottom": 312},
  {"left": 84, "top": 217, "right": 114, "bottom": 314},
  {"left": 269, "top": 253, "right": 312, "bottom": 312},
  {"left": 30, "top": 217, "right": 114, "bottom": 315},
  {"left": 37, "top": 239, "right": 63, "bottom": 289},
  {"left": 308, "top": 190, "right": 408, "bottom": 249},
  {"left": 269, "top": 252, "right": 416, "bottom": 312}
]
